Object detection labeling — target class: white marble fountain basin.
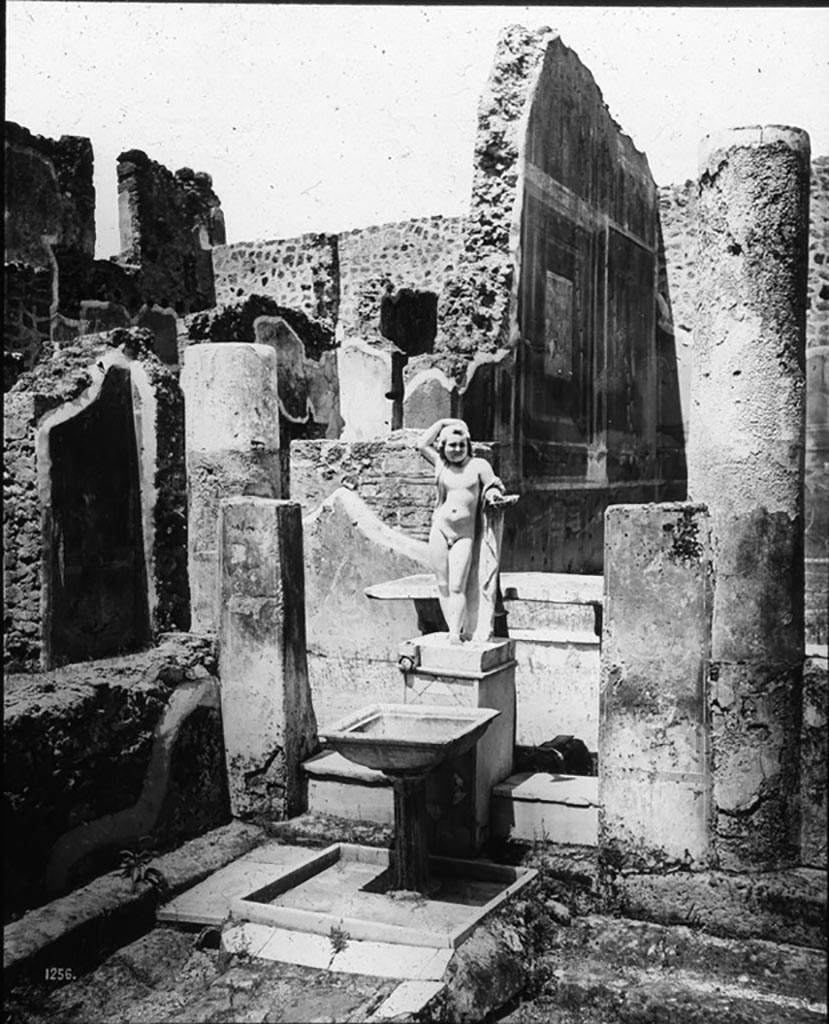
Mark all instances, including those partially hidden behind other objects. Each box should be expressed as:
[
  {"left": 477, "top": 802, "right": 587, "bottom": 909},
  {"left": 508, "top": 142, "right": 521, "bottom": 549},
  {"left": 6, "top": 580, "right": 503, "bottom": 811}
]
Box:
[{"left": 319, "top": 703, "right": 500, "bottom": 775}]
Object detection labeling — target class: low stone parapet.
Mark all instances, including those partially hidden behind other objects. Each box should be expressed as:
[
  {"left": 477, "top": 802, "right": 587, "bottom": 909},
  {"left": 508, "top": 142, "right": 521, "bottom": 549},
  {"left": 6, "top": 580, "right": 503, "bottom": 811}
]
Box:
[{"left": 3, "top": 633, "right": 228, "bottom": 921}]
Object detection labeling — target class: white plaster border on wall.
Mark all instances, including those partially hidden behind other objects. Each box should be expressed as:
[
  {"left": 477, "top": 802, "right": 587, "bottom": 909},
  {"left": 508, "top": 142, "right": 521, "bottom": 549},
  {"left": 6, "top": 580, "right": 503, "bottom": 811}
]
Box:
[
  {"left": 43, "top": 675, "right": 221, "bottom": 892},
  {"left": 36, "top": 349, "right": 158, "bottom": 668},
  {"left": 129, "top": 359, "right": 159, "bottom": 630}
]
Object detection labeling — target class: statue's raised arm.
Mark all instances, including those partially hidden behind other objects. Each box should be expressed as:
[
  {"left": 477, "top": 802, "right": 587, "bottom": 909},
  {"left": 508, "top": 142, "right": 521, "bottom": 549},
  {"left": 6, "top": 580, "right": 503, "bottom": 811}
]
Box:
[{"left": 416, "top": 418, "right": 517, "bottom": 644}]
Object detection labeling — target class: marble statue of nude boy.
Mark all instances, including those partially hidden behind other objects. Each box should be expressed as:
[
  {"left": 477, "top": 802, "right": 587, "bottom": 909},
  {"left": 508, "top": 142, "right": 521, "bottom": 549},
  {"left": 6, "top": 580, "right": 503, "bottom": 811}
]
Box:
[{"left": 416, "top": 417, "right": 509, "bottom": 643}]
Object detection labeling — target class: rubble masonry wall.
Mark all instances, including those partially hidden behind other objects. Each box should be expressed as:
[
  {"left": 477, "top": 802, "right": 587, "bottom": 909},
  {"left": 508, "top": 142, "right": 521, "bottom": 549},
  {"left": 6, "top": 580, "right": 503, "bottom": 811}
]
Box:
[
  {"left": 337, "top": 215, "right": 466, "bottom": 349},
  {"left": 117, "top": 150, "right": 225, "bottom": 315},
  {"left": 2, "top": 331, "right": 188, "bottom": 670},
  {"left": 212, "top": 232, "right": 339, "bottom": 329}
]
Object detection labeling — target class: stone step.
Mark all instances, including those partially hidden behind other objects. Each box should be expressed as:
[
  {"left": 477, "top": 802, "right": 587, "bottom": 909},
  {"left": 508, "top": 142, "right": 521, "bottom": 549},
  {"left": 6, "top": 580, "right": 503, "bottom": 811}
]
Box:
[
  {"left": 304, "top": 751, "right": 394, "bottom": 825},
  {"left": 558, "top": 915, "right": 827, "bottom": 1004},
  {"left": 548, "top": 963, "right": 826, "bottom": 1023},
  {"left": 491, "top": 772, "right": 599, "bottom": 846},
  {"left": 501, "top": 913, "right": 827, "bottom": 1023},
  {"left": 303, "top": 752, "right": 599, "bottom": 846}
]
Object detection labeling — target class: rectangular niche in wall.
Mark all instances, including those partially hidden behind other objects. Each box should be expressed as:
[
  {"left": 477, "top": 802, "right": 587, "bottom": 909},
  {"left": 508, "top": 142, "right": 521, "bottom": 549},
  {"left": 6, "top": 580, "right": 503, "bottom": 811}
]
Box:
[{"left": 48, "top": 364, "right": 151, "bottom": 665}]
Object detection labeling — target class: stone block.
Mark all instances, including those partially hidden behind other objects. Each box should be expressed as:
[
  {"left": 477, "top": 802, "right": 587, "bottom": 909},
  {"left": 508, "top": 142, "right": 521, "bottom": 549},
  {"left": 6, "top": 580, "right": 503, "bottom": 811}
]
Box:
[
  {"left": 181, "top": 343, "right": 281, "bottom": 633},
  {"left": 307, "top": 775, "right": 394, "bottom": 825},
  {"left": 410, "top": 634, "right": 515, "bottom": 674},
  {"left": 600, "top": 503, "right": 714, "bottom": 870},
  {"left": 186, "top": 451, "right": 282, "bottom": 633},
  {"left": 402, "top": 639, "right": 515, "bottom": 856},
  {"left": 402, "top": 367, "right": 457, "bottom": 428},
  {"left": 709, "top": 660, "right": 802, "bottom": 870},
  {"left": 511, "top": 629, "right": 599, "bottom": 750},
  {"left": 491, "top": 773, "right": 599, "bottom": 845},
  {"left": 219, "top": 498, "right": 317, "bottom": 819},
  {"left": 710, "top": 508, "right": 804, "bottom": 663},
  {"left": 78, "top": 300, "right": 130, "bottom": 337},
  {"left": 136, "top": 304, "right": 178, "bottom": 364},
  {"left": 800, "top": 654, "right": 828, "bottom": 868},
  {"left": 338, "top": 340, "right": 392, "bottom": 441},
  {"left": 254, "top": 315, "right": 310, "bottom": 422}
]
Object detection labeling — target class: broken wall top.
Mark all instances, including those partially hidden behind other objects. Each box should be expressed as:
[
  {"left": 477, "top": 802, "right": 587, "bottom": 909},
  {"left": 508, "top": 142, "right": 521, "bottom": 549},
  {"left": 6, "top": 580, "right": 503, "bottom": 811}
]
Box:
[
  {"left": 437, "top": 26, "right": 657, "bottom": 379},
  {"left": 5, "top": 120, "right": 96, "bottom": 267}
]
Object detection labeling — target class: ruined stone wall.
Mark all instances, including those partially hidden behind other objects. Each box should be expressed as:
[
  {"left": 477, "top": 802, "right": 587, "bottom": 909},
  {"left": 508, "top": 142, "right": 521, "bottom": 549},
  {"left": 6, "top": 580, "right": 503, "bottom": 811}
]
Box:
[
  {"left": 438, "top": 26, "right": 553, "bottom": 381},
  {"left": 5, "top": 121, "right": 95, "bottom": 266},
  {"left": 4, "top": 392, "right": 46, "bottom": 671},
  {"left": 4, "top": 124, "right": 160, "bottom": 386},
  {"left": 3, "top": 635, "right": 227, "bottom": 921},
  {"left": 337, "top": 215, "right": 466, "bottom": 347},
  {"left": 212, "top": 233, "right": 338, "bottom": 330},
  {"left": 3, "top": 329, "right": 188, "bottom": 670},
  {"left": 144, "top": 359, "right": 190, "bottom": 634},
  {"left": 117, "top": 150, "right": 225, "bottom": 315},
  {"left": 656, "top": 179, "right": 696, "bottom": 440},
  {"left": 4, "top": 263, "right": 53, "bottom": 386},
  {"left": 290, "top": 432, "right": 437, "bottom": 541},
  {"left": 3, "top": 337, "right": 112, "bottom": 671}
]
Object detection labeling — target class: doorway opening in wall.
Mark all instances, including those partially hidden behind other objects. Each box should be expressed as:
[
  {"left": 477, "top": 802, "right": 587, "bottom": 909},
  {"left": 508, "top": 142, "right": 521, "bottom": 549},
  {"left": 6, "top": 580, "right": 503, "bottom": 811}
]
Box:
[
  {"left": 48, "top": 364, "right": 151, "bottom": 666},
  {"left": 380, "top": 287, "right": 438, "bottom": 357},
  {"left": 380, "top": 286, "right": 439, "bottom": 429}
]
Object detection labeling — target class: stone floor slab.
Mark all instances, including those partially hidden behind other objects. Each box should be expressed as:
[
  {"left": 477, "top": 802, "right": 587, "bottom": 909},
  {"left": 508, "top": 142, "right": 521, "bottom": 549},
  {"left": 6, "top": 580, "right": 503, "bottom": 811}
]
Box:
[
  {"left": 367, "top": 979, "right": 447, "bottom": 1020},
  {"left": 157, "top": 843, "right": 328, "bottom": 925},
  {"left": 332, "top": 938, "right": 453, "bottom": 980},
  {"left": 225, "top": 921, "right": 454, "bottom": 981}
]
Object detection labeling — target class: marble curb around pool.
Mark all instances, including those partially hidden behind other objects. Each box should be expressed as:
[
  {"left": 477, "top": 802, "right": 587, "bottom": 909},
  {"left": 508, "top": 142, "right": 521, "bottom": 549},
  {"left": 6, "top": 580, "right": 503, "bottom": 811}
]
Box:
[{"left": 224, "top": 841, "right": 538, "bottom": 950}]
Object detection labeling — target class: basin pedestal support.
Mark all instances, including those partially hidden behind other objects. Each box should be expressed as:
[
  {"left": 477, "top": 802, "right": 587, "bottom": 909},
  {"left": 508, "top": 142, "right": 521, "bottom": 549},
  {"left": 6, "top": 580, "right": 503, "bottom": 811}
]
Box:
[
  {"left": 400, "top": 634, "right": 516, "bottom": 857},
  {"left": 390, "top": 772, "right": 432, "bottom": 893}
]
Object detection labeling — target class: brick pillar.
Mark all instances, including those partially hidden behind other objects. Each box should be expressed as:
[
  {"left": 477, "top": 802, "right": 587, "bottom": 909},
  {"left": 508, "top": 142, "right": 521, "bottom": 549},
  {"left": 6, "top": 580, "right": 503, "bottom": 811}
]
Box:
[
  {"left": 219, "top": 497, "right": 317, "bottom": 819},
  {"left": 690, "top": 126, "right": 810, "bottom": 869},
  {"left": 600, "top": 503, "right": 714, "bottom": 871},
  {"left": 180, "top": 343, "right": 281, "bottom": 633}
]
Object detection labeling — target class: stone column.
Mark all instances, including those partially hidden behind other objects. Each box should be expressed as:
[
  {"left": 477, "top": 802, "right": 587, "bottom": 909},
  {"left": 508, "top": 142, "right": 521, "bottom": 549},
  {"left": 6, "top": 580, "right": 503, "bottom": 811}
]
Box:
[
  {"left": 180, "top": 343, "right": 281, "bottom": 633},
  {"left": 600, "top": 503, "right": 714, "bottom": 871},
  {"left": 690, "top": 126, "right": 810, "bottom": 870},
  {"left": 219, "top": 497, "right": 318, "bottom": 819}
]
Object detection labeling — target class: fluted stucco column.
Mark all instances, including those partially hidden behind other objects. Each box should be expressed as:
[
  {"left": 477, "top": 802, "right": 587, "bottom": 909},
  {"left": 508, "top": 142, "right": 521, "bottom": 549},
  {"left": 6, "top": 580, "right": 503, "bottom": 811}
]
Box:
[
  {"left": 689, "top": 126, "right": 810, "bottom": 870},
  {"left": 181, "top": 343, "right": 281, "bottom": 633}
]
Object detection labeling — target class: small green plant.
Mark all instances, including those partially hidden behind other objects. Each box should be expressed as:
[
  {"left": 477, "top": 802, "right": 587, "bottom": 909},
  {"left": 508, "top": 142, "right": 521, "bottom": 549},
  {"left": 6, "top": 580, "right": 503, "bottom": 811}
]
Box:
[
  {"left": 328, "top": 921, "right": 350, "bottom": 966},
  {"left": 119, "top": 848, "right": 168, "bottom": 893}
]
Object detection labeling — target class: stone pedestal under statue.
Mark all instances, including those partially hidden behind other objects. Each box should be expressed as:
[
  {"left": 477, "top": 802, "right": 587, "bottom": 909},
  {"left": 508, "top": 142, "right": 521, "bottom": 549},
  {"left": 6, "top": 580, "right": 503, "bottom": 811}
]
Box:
[{"left": 398, "top": 633, "right": 516, "bottom": 857}]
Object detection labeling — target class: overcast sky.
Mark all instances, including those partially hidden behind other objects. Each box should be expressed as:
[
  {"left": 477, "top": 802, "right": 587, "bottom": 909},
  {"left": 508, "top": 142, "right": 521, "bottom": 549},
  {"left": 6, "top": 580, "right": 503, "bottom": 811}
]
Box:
[{"left": 6, "top": 4, "right": 829, "bottom": 258}]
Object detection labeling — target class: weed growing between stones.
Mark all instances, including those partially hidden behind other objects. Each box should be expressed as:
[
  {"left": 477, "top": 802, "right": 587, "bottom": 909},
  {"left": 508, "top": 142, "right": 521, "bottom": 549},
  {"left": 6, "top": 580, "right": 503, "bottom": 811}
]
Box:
[
  {"left": 327, "top": 921, "right": 351, "bottom": 968},
  {"left": 118, "top": 848, "right": 168, "bottom": 894}
]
